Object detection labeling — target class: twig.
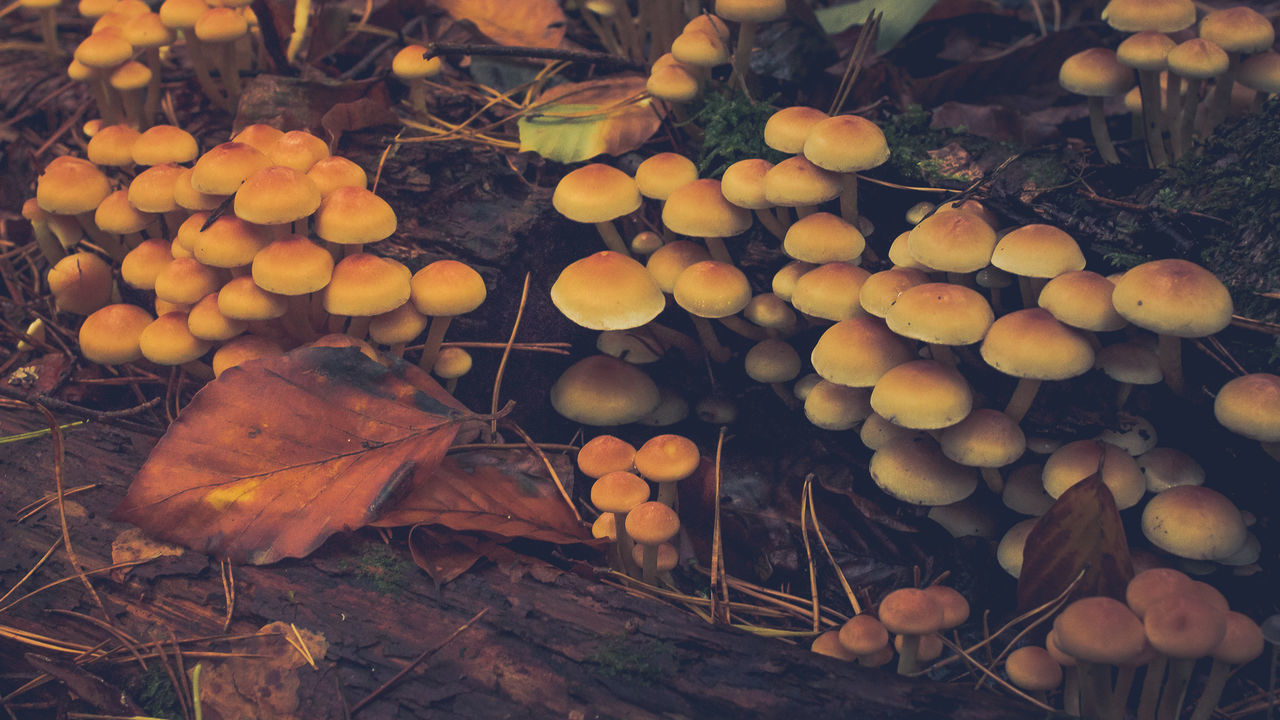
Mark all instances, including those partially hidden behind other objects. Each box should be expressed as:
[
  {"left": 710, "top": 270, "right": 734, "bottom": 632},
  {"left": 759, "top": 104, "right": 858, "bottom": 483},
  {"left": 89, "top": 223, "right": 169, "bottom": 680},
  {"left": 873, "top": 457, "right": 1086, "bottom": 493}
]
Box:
[
  {"left": 803, "top": 475, "right": 862, "bottom": 615},
  {"left": 0, "top": 384, "right": 163, "bottom": 436},
  {"left": 708, "top": 427, "right": 730, "bottom": 625},
  {"left": 423, "top": 42, "right": 643, "bottom": 71},
  {"left": 0, "top": 537, "right": 61, "bottom": 607},
  {"left": 350, "top": 607, "right": 489, "bottom": 715},
  {"left": 799, "top": 477, "right": 820, "bottom": 632},
  {"left": 504, "top": 421, "right": 582, "bottom": 523},
  {"left": 489, "top": 273, "right": 529, "bottom": 438}
]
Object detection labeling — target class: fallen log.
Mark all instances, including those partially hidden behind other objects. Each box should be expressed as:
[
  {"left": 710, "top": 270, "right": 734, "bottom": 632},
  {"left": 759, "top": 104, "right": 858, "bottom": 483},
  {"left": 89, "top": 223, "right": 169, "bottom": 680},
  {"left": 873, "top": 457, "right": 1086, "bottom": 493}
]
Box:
[{"left": 0, "top": 410, "right": 1038, "bottom": 719}]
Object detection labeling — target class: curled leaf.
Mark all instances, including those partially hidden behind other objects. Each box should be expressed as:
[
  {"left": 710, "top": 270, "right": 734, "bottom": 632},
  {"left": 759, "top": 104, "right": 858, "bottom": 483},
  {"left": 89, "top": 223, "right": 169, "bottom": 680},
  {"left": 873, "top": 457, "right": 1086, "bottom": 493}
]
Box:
[
  {"left": 434, "top": 0, "right": 566, "bottom": 49},
  {"left": 518, "top": 76, "right": 663, "bottom": 163}
]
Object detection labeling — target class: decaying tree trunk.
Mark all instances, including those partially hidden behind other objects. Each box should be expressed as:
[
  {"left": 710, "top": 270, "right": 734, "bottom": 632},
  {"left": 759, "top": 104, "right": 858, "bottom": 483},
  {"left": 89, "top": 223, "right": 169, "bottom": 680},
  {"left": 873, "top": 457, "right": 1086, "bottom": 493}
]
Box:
[{"left": 0, "top": 411, "right": 1039, "bottom": 719}]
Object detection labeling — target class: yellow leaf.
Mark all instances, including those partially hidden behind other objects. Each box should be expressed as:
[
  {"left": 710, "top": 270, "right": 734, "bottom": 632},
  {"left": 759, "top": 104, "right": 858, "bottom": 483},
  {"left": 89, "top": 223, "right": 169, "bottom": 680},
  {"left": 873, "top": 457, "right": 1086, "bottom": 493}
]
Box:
[
  {"left": 519, "top": 76, "right": 663, "bottom": 163},
  {"left": 434, "top": 0, "right": 566, "bottom": 48}
]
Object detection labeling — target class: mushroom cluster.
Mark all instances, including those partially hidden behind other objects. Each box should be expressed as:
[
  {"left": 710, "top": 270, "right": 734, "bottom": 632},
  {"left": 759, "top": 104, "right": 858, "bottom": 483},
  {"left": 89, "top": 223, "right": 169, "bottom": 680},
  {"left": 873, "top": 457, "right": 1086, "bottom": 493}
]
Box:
[
  {"left": 1059, "top": 1, "right": 1278, "bottom": 165},
  {"left": 32, "top": 125, "right": 484, "bottom": 385}
]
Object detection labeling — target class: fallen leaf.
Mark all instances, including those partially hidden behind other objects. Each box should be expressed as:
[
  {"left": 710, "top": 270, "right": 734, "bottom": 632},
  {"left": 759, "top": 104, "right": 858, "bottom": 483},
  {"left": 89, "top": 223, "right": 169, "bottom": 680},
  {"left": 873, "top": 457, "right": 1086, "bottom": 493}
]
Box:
[
  {"left": 1016, "top": 474, "right": 1134, "bottom": 612},
  {"left": 25, "top": 654, "right": 140, "bottom": 715},
  {"left": 198, "top": 621, "right": 328, "bottom": 720},
  {"left": 320, "top": 85, "right": 399, "bottom": 148},
  {"left": 815, "top": 0, "right": 938, "bottom": 52},
  {"left": 408, "top": 526, "right": 502, "bottom": 587},
  {"left": 518, "top": 75, "right": 662, "bottom": 163},
  {"left": 113, "top": 344, "right": 476, "bottom": 564},
  {"left": 111, "top": 527, "right": 185, "bottom": 579},
  {"left": 434, "top": 0, "right": 566, "bottom": 49},
  {"left": 373, "top": 448, "right": 590, "bottom": 545}
]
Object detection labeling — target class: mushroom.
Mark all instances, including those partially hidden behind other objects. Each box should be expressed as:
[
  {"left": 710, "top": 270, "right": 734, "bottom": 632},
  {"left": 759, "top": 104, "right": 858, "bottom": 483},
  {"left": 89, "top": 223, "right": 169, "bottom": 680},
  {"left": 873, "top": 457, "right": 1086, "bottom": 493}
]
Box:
[
  {"left": 634, "top": 434, "right": 700, "bottom": 508},
  {"left": 802, "top": 114, "right": 890, "bottom": 223},
  {"left": 1059, "top": 48, "right": 1134, "bottom": 164},
  {"left": 409, "top": 260, "right": 487, "bottom": 370},
  {"left": 590, "top": 470, "right": 650, "bottom": 575},
  {"left": 625, "top": 500, "right": 680, "bottom": 584},
  {"left": 577, "top": 434, "right": 637, "bottom": 480},
  {"left": 391, "top": 44, "right": 443, "bottom": 115},
  {"left": 877, "top": 587, "right": 944, "bottom": 675},
  {"left": 552, "top": 163, "right": 641, "bottom": 256}
]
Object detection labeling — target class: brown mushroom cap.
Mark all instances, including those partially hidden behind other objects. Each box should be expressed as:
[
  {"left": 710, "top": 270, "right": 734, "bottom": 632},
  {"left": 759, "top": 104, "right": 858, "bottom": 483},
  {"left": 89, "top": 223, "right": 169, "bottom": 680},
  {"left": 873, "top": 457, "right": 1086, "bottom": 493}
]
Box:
[
  {"left": 578, "top": 435, "right": 637, "bottom": 479},
  {"left": 1053, "top": 596, "right": 1146, "bottom": 664},
  {"left": 877, "top": 588, "right": 945, "bottom": 636},
  {"left": 810, "top": 316, "right": 913, "bottom": 388},
  {"left": 1006, "top": 647, "right": 1064, "bottom": 693},
  {"left": 1111, "top": 259, "right": 1233, "bottom": 338},
  {"left": 553, "top": 164, "right": 641, "bottom": 224},
  {"left": 551, "top": 355, "right": 660, "bottom": 426},
  {"left": 870, "top": 436, "right": 979, "bottom": 506},
  {"left": 1141, "top": 485, "right": 1247, "bottom": 560},
  {"left": 1213, "top": 373, "right": 1280, "bottom": 442},
  {"left": 1143, "top": 595, "right": 1227, "bottom": 659},
  {"left": 870, "top": 360, "right": 973, "bottom": 430}
]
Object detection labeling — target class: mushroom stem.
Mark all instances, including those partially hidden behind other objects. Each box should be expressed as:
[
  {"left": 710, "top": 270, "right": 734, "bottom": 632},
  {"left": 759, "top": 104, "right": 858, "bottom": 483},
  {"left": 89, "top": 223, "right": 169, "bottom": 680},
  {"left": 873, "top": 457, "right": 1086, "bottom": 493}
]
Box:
[
  {"left": 1157, "top": 333, "right": 1184, "bottom": 395},
  {"left": 646, "top": 320, "right": 704, "bottom": 359},
  {"left": 286, "top": 0, "right": 311, "bottom": 62},
  {"left": 980, "top": 467, "right": 1003, "bottom": 493},
  {"left": 656, "top": 482, "right": 678, "bottom": 508},
  {"left": 184, "top": 34, "right": 227, "bottom": 109},
  {"left": 1075, "top": 660, "right": 1112, "bottom": 720},
  {"left": 39, "top": 8, "right": 59, "bottom": 61},
  {"left": 217, "top": 42, "right": 242, "bottom": 110},
  {"left": 703, "top": 236, "right": 732, "bottom": 264},
  {"left": 1157, "top": 657, "right": 1195, "bottom": 720},
  {"left": 1166, "top": 73, "right": 1183, "bottom": 157},
  {"left": 408, "top": 80, "right": 427, "bottom": 115},
  {"left": 1063, "top": 666, "right": 1081, "bottom": 715},
  {"left": 717, "top": 315, "right": 768, "bottom": 341},
  {"left": 838, "top": 173, "right": 859, "bottom": 224},
  {"left": 1188, "top": 659, "right": 1232, "bottom": 720},
  {"left": 895, "top": 633, "right": 921, "bottom": 675},
  {"left": 1138, "top": 69, "right": 1169, "bottom": 167},
  {"left": 754, "top": 208, "right": 786, "bottom": 240},
  {"left": 142, "top": 48, "right": 163, "bottom": 129},
  {"left": 28, "top": 215, "right": 66, "bottom": 266},
  {"left": 615, "top": 510, "right": 637, "bottom": 576},
  {"left": 729, "top": 20, "right": 758, "bottom": 90},
  {"left": 417, "top": 316, "right": 453, "bottom": 371},
  {"left": 1138, "top": 654, "right": 1169, "bottom": 720},
  {"left": 1003, "top": 378, "right": 1042, "bottom": 424},
  {"left": 75, "top": 212, "right": 126, "bottom": 262},
  {"left": 929, "top": 343, "right": 956, "bottom": 365},
  {"left": 346, "top": 316, "right": 371, "bottom": 340},
  {"left": 1105, "top": 663, "right": 1138, "bottom": 720},
  {"left": 1116, "top": 382, "right": 1135, "bottom": 410},
  {"left": 640, "top": 543, "right": 659, "bottom": 584},
  {"left": 1204, "top": 53, "right": 1239, "bottom": 135},
  {"left": 688, "top": 314, "right": 731, "bottom": 363},
  {"left": 1178, "top": 77, "right": 1204, "bottom": 154},
  {"left": 594, "top": 220, "right": 631, "bottom": 256},
  {"left": 1087, "top": 96, "right": 1121, "bottom": 164}
]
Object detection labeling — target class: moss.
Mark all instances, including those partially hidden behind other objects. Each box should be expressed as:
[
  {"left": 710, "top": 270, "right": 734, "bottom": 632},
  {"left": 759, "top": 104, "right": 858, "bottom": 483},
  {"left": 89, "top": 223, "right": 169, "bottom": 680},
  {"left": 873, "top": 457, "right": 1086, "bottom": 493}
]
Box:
[
  {"left": 338, "top": 542, "right": 414, "bottom": 596},
  {"left": 585, "top": 633, "right": 680, "bottom": 684},
  {"left": 127, "top": 663, "right": 180, "bottom": 720},
  {"left": 692, "top": 90, "right": 786, "bottom": 178}
]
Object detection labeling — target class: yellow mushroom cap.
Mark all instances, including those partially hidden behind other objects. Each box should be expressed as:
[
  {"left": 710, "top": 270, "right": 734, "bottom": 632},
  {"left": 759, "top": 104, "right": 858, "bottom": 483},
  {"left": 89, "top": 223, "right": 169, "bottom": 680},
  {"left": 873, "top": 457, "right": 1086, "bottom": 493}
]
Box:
[
  {"left": 314, "top": 186, "right": 397, "bottom": 245},
  {"left": 306, "top": 156, "right": 368, "bottom": 197},
  {"left": 860, "top": 412, "right": 926, "bottom": 451},
  {"left": 991, "top": 224, "right": 1085, "bottom": 279},
  {"left": 684, "top": 13, "right": 729, "bottom": 41},
  {"left": 48, "top": 252, "right": 114, "bottom": 314},
  {"left": 939, "top": 408, "right": 1026, "bottom": 469},
  {"left": 87, "top": 124, "right": 141, "bottom": 167},
  {"left": 1006, "top": 647, "right": 1063, "bottom": 693},
  {"left": 1144, "top": 595, "right": 1227, "bottom": 659},
  {"left": 1059, "top": 47, "right": 1134, "bottom": 97},
  {"left": 392, "top": 44, "right": 443, "bottom": 79},
  {"left": 153, "top": 256, "right": 222, "bottom": 305},
  {"left": 743, "top": 293, "right": 796, "bottom": 332},
  {"left": 1213, "top": 373, "right": 1280, "bottom": 442},
  {"left": 128, "top": 163, "right": 186, "bottom": 214},
  {"left": 194, "top": 6, "right": 247, "bottom": 42},
  {"left": 1116, "top": 31, "right": 1176, "bottom": 71},
  {"left": 924, "top": 585, "right": 970, "bottom": 629},
  {"left": 140, "top": 311, "right": 213, "bottom": 365},
  {"left": 552, "top": 251, "right": 663, "bottom": 330},
  {"left": 95, "top": 189, "right": 156, "bottom": 235},
  {"left": 908, "top": 210, "right": 997, "bottom": 273},
  {"left": 553, "top": 164, "right": 641, "bottom": 224},
  {"left": 646, "top": 63, "right": 700, "bottom": 103},
  {"left": 803, "top": 380, "right": 871, "bottom": 430},
  {"left": 432, "top": 346, "right": 472, "bottom": 380},
  {"left": 634, "top": 434, "right": 700, "bottom": 483},
  {"left": 1041, "top": 439, "right": 1146, "bottom": 509},
  {"left": 783, "top": 212, "right": 865, "bottom": 263},
  {"left": 1213, "top": 612, "right": 1265, "bottom": 666},
  {"left": 634, "top": 153, "right": 698, "bottom": 201},
  {"left": 886, "top": 282, "right": 994, "bottom": 346},
  {"left": 36, "top": 156, "right": 112, "bottom": 215},
  {"left": 719, "top": 158, "right": 774, "bottom": 209},
  {"left": 1038, "top": 270, "right": 1127, "bottom": 332},
  {"left": 662, "top": 178, "right": 752, "bottom": 238},
  {"left": 187, "top": 292, "right": 247, "bottom": 341},
  {"left": 122, "top": 11, "right": 173, "bottom": 47},
  {"left": 590, "top": 471, "right": 650, "bottom": 514},
  {"left": 802, "top": 115, "right": 890, "bottom": 173},
  {"left": 578, "top": 435, "right": 637, "bottom": 479},
  {"left": 409, "top": 259, "right": 487, "bottom": 317},
  {"left": 1136, "top": 446, "right": 1204, "bottom": 493},
  {"left": 211, "top": 334, "right": 284, "bottom": 377},
  {"left": 790, "top": 262, "right": 870, "bottom": 321},
  {"left": 121, "top": 238, "right": 174, "bottom": 290},
  {"left": 673, "top": 260, "right": 752, "bottom": 319},
  {"left": 870, "top": 360, "right": 973, "bottom": 430},
  {"left": 1112, "top": 259, "right": 1232, "bottom": 338},
  {"left": 1054, "top": 596, "right": 1146, "bottom": 664},
  {"left": 1199, "top": 6, "right": 1276, "bottom": 54},
  {"left": 191, "top": 142, "right": 270, "bottom": 195},
  {"left": 234, "top": 166, "right": 322, "bottom": 225},
  {"left": 1141, "top": 485, "right": 1247, "bottom": 560},
  {"left": 267, "top": 130, "right": 330, "bottom": 173},
  {"left": 191, "top": 214, "right": 272, "bottom": 268},
  {"left": 74, "top": 28, "right": 134, "bottom": 68},
  {"left": 810, "top": 315, "right": 913, "bottom": 388},
  {"left": 838, "top": 615, "right": 889, "bottom": 656},
  {"left": 980, "top": 308, "right": 1095, "bottom": 380},
  {"left": 763, "top": 106, "right": 828, "bottom": 154},
  {"left": 1002, "top": 464, "right": 1054, "bottom": 516},
  {"left": 671, "top": 29, "right": 729, "bottom": 67},
  {"left": 79, "top": 303, "right": 155, "bottom": 364},
  {"left": 763, "top": 156, "right": 841, "bottom": 208},
  {"left": 367, "top": 301, "right": 428, "bottom": 346},
  {"left": 323, "top": 253, "right": 411, "bottom": 317},
  {"left": 551, "top": 354, "right": 660, "bottom": 426},
  {"left": 625, "top": 500, "right": 681, "bottom": 545},
  {"left": 251, "top": 234, "right": 334, "bottom": 296},
  {"left": 744, "top": 338, "right": 801, "bottom": 383},
  {"left": 859, "top": 267, "right": 930, "bottom": 318},
  {"left": 771, "top": 260, "right": 817, "bottom": 301},
  {"left": 870, "top": 436, "right": 979, "bottom": 506},
  {"left": 645, "top": 240, "right": 711, "bottom": 294},
  {"left": 173, "top": 168, "right": 225, "bottom": 211},
  {"left": 877, "top": 588, "right": 945, "bottom": 635},
  {"left": 1101, "top": 0, "right": 1195, "bottom": 33},
  {"left": 1167, "top": 38, "right": 1230, "bottom": 79},
  {"left": 1096, "top": 340, "right": 1162, "bottom": 385},
  {"left": 217, "top": 276, "right": 287, "bottom": 321},
  {"left": 109, "top": 60, "right": 151, "bottom": 91},
  {"left": 1125, "top": 567, "right": 1194, "bottom": 619},
  {"left": 997, "top": 518, "right": 1038, "bottom": 578},
  {"left": 1238, "top": 51, "right": 1280, "bottom": 93},
  {"left": 231, "top": 123, "right": 284, "bottom": 154}
]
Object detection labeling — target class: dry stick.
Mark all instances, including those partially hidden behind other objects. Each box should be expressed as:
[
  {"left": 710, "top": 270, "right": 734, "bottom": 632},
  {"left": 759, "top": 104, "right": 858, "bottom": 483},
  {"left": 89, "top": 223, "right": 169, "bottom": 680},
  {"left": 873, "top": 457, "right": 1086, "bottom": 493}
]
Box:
[
  {"left": 505, "top": 421, "right": 582, "bottom": 523},
  {"left": 0, "top": 538, "right": 62, "bottom": 608},
  {"left": 935, "top": 635, "right": 1057, "bottom": 713},
  {"left": 799, "top": 477, "right": 821, "bottom": 632},
  {"left": 219, "top": 560, "right": 235, "bottom": 633},
  {"left": 31, "top": 402, "right": 111, "bottom": 623},
  {"left": 489, "top": 273, "right": 530, "bottom": 438},
  {"left": 828, "top": 12, "right": 880, "bottom": 116},
  {"left": 802, "top": 474, "right": 863, "bottom": 615},
  {"left": 351, "top": 608, "right": 489, "bottom": 715},
  {"left": 0, "top": 560, "right": 149, "bottom": 616},
  {"left": 45, "top": 608, "right": 150, "bottom": 669},
  {"left": 708, "top": 426, "right": 731, "bottom": 625},
  {"left": 423, "top": 42, "right": 643, "bottom": 70}
]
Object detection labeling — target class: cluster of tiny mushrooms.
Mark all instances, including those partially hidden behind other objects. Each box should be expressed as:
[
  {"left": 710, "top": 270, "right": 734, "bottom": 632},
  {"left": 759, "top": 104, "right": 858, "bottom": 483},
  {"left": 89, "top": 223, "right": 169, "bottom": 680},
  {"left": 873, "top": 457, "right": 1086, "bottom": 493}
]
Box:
[{"left": 11, "top": 0, "right": 1280, "bottom": 716}]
